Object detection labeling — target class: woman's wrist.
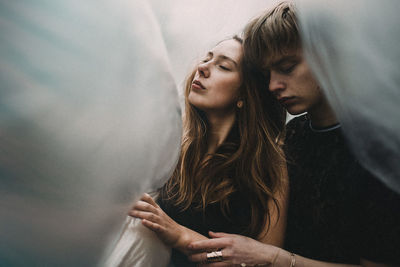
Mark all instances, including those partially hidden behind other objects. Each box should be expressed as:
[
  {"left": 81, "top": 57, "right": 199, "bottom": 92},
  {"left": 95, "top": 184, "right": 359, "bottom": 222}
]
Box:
[
  {"left": 174, "top": 225, "right": 208, "bottom": 254},
  {"left": 171, "top": 224, "right": 187, "bottom": 249},
  {"left": 173, "top": 225, "right": 196, "bottom": 254}
]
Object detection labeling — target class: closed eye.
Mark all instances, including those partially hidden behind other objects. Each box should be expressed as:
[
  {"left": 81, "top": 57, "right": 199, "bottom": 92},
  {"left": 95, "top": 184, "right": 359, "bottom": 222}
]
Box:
[
  {"left": 219, "top": 65, "right": 231, "bottom": 71},
  {"left": 278, "top": 63, "right": 297, "bottom": 74}
]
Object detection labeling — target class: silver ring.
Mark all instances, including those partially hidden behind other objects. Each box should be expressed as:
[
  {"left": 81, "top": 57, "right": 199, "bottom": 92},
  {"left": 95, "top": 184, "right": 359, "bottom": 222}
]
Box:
[{"left": 206, "top": 251, "right": 223, "bottom": 262}]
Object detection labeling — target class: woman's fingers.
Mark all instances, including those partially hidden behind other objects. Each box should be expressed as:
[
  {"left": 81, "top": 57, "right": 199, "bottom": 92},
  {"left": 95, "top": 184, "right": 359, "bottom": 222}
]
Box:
[
  {"left": 128, "top": 207, "right": 166, "bottom": 234},
  {"left": 208, "top": 231, "right": 231, "bottom": 238},
  {"left": 140, "top": 193, "right": 158, "bottom": 207},
  {"left": 142, "top": 219, "right": 163, "bottom": 233},
  {"left": 132, "top": 200, "right": 158, "bottom": 213},
  {"left": 188, "top": 237, "right": 230, "bottom": 251},
  {"left": 129, "top": 210, "right": 159, "bottom": 224}
]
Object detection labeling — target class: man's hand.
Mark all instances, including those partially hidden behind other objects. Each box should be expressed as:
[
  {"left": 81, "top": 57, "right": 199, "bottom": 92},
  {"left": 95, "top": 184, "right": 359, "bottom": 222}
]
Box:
[{"left": 188, "top": 231, "right": 281, "bottom": 266}]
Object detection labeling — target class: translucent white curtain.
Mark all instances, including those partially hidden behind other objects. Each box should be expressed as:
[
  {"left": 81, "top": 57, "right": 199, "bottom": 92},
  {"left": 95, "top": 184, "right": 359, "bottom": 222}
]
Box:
[
  {"left": 297, "top": 0, "right": 400, "bottom": 193},
  {"left": 0, "top": 0, "right": 279, "bottom": 265},
  {"left": 0, "top": 0, "right": 181, "bottom": 265}
]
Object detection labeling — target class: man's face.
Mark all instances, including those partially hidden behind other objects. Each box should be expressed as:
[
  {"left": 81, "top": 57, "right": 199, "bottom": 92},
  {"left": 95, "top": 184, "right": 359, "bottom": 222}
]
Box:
[{"left": 268, "top": 49, "right": 323, "bottom": 115}]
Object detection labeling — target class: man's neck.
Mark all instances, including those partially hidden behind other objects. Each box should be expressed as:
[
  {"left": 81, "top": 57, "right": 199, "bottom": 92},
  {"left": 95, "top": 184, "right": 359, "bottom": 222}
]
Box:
[{"left": 308, "top": 99, "right": 338, "bottom": 128}]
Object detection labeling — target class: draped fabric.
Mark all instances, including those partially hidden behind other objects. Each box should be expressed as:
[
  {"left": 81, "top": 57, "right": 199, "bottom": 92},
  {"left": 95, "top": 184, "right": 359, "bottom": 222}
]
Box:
[
  {"left": 0, "top": 0, "right": 181, "bottom": 265},
  {"left": 0, "top": 0, "right": 273, "bottom": 265},
  {"left": 297, "top": 0, "right": 400, "bottom": 193},
  {"left": 102, "top": 217, "right": 171, "bottom": 267}
]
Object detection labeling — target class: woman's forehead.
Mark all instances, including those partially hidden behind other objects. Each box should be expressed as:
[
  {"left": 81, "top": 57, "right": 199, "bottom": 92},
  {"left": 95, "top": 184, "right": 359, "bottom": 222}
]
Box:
[{"left": 211, "top": 39, "right": 243, "bottom": 61}]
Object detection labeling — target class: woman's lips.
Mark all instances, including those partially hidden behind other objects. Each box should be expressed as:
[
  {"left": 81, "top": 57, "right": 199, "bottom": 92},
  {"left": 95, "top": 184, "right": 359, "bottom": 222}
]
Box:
[{"left": 192, "top": 80, "right": 206, "bottom": 90}]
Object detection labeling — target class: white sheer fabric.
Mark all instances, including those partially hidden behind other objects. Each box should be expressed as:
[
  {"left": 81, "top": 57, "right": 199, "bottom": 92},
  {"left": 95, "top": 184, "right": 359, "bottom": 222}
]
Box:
[
  {"left": 297, "top": 0, "right": 400, "bottom": 193},
  {"left": 0, "top": 0, "right": 181, "bottom": 265},
  {"left": 0, "top": 0, "right": 283, "bottom": 265},
  {"left": 102, "top": 217, "right": 171, "bottom": 267}
]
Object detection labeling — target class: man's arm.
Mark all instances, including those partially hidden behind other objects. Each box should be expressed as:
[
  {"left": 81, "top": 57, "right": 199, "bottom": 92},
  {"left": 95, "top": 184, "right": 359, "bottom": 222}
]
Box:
[{"left": 188, "top": 233, "right": 394, "bottom": 267}]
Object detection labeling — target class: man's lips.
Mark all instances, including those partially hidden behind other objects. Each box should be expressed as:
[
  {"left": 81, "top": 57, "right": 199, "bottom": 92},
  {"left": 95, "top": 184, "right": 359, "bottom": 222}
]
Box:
[
  {"left": 192, "top": 80, "right": 206, "bottom": 90},
  {"left": 278, "top": 96, "right": 296, "bottom": 105}
]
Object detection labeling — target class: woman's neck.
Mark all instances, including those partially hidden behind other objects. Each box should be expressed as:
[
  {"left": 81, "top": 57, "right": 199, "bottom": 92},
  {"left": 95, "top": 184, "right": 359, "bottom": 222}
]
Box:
[{"left": 205, "top": 112, "right": 236, "bottom": 155}]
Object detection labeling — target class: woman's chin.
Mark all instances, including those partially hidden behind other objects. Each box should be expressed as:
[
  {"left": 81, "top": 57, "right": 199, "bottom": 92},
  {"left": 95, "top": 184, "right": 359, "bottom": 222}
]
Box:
[{"left": 187, "top": 96, "right": 206, "bottom": 110}]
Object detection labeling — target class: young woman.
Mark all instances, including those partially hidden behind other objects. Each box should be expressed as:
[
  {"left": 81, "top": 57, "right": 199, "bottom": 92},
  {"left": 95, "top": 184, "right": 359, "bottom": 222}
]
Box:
[{"left": 130, "top": 36, "right": 288, "bottom": 266}]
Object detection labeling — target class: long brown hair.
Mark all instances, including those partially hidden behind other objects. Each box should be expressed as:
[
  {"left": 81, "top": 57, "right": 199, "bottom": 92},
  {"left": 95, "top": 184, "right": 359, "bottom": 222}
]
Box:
[{"left": 160, "top": 36, "right": 286, "bottom": 238}]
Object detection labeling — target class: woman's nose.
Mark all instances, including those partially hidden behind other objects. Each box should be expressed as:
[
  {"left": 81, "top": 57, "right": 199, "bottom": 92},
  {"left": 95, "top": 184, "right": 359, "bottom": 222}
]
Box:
[{"left": 197, "top": 62, "right": 210, "bottom": 78}]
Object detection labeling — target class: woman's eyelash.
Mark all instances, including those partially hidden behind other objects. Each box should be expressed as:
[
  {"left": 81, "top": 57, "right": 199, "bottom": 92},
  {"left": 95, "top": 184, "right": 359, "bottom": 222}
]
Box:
[{"left": 199, "top": 58, "right": 231, "bottom": 70}]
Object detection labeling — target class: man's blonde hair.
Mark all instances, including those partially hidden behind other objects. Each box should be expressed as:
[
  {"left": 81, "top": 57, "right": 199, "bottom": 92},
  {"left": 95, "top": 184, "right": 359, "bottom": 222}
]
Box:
[{"left": 243, "top": 1, "right": 300, "bottom": 70}]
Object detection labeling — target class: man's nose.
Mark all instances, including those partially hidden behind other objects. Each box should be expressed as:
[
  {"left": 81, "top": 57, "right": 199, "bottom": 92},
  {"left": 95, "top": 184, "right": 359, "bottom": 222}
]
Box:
[{"left": 269, "top": 71, "right": 285, "bottom": 93}]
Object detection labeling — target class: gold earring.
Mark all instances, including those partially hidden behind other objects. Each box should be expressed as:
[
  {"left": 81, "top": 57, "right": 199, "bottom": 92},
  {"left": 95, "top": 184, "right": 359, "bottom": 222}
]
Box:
[{"left": 237, "top": 100, "right": 243, "bottom": 108}]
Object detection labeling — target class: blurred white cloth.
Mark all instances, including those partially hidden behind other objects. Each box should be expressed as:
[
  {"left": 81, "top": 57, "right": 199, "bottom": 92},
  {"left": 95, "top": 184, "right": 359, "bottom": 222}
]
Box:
[
  {"left": 103, "top": 217, "right": 171, "bottom": 267},
  {"left": 0, "top": 0, "right": 282, "bottom": 265},
  {"left": 298, "top": 0, "right": 400, "bottom": 193},
  {"left": 0, "top": 0, "right": 181, "bottom": 265}
]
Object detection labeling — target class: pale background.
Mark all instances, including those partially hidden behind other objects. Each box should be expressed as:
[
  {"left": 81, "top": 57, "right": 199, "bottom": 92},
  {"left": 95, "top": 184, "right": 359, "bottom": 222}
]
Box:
[{"left": 148, "top": 0, "right": 281, "bottom": 98}]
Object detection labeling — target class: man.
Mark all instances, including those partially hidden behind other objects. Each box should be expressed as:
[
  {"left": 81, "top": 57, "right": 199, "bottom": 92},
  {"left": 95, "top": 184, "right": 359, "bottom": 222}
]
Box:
[{"left": 188, "top": 2, "right": 400, "bottom": 266}]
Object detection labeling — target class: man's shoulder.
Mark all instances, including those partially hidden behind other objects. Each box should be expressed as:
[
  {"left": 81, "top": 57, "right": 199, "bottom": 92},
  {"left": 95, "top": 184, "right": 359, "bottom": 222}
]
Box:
[
  {"left": 286, "top": 114, "right": 308, "bottom": 129},
  {"left": 285, "top": 114, "right": 308, "bottom": 140}
]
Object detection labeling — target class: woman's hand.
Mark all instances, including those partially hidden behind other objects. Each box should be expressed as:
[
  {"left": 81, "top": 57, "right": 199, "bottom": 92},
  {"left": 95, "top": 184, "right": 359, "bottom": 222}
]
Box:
[
  {"left": 129, "top": 193, "right": 208, "bottom": 255},
  {"left": 129, "top": 193, "right": 184, "bottom": 248},
  {"left": 188, "top": 231, "right": 283, "bottom": 266}
]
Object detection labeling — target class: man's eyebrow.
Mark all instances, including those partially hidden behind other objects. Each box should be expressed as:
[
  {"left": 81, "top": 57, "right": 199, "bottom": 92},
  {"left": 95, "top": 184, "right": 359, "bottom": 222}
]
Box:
[{"left": 270, "top": 56, "right": 299, "bottom": 67}]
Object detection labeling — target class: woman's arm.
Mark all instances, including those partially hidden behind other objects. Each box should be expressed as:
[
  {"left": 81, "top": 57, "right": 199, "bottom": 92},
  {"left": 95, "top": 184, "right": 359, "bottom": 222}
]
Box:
[{"left": 129, "top": 193, "right": 208, "bottom": 255}]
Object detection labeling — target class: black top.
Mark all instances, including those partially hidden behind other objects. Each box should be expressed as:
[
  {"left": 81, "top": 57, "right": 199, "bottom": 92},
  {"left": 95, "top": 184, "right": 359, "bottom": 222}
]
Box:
[
  {"left": 157, "top": 123, "right": 255, "bottom": 266},
  {"left": 284, "top": 115, "right": 400, "bottom": 264},
  {"left": 158, "top": 191, "right": 251, "bottom": 266}
]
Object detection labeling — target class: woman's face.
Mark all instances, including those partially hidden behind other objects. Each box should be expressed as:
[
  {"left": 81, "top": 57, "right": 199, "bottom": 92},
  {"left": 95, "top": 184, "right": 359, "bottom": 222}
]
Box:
[{"left": 188, "top": 39, "right": 243, "bottom": 115}]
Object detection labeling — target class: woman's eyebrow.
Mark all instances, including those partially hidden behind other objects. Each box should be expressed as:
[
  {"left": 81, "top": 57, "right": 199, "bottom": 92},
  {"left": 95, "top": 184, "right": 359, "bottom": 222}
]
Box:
[
  {"left": 217, "top": 55, "right": 238, "bottom": 67},
  {"left": 205, "top": 51, "right": 238, "bottom": 67}
]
